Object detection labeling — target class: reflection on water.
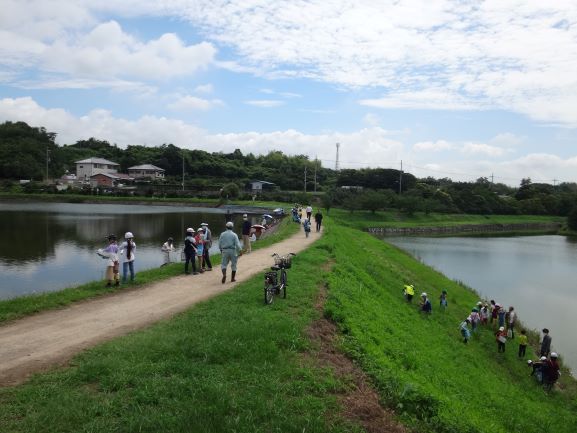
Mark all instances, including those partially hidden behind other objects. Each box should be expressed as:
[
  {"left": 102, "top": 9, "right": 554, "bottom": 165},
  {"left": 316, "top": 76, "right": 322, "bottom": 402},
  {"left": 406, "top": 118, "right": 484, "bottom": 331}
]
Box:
[
  {"left": 384, "top": 235, "right": 577, "bottom": 376},
  {"left": 0, "top": 202, "right": 261, "bottom": 299}
]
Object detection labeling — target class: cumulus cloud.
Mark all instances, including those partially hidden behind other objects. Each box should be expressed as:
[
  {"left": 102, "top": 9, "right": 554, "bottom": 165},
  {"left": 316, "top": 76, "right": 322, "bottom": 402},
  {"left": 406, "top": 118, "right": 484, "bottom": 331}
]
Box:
[
  {"left": 413, "top": 140, "right": 454, "bottom": 152},
  {"left": 461, "top": 142, "right": 509, "bottom": 157},
  {"left": 194, "top": 84, "right": 213, "bottom": 94},
  {"left": 168, "top": 95, "right": 224, "bottom": 111}
]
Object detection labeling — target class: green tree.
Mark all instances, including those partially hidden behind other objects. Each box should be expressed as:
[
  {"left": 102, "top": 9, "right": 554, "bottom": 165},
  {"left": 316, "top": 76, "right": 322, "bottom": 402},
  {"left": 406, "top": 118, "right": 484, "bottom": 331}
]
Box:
[{"left": 567, "top": 206, "right": 577, "bottom": 231}]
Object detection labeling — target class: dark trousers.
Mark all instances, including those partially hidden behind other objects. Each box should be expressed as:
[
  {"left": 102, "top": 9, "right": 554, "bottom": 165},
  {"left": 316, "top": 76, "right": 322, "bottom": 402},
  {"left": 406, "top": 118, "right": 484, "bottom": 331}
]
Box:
[
  {"left": 498, "top": 342, "right": 506, "bottom": 353},
  {"left": 518, "top": 344, "right": 527, "bottom": 358},
  {"left": 184, "top": 251, "right": 197, "bottom": 273},
  {"left": 315, "top": 221, "right": 321, "bottom": 232},
  {"left": 203, "top": 248, "right": 212, "bottom": 269}
]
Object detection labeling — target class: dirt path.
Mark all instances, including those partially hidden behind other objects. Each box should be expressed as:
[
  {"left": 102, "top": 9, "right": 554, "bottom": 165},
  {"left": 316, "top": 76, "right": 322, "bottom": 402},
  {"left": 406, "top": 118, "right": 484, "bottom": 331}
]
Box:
[{"left": 0, "top": 228, "right": 322, "bottom": 386}]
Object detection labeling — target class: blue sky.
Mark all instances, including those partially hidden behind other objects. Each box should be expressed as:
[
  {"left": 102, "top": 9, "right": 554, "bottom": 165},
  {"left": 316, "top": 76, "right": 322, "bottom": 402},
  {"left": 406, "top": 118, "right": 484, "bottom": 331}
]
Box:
[{"left": 1, "top": 0, "right": 577, "bottom": 186}]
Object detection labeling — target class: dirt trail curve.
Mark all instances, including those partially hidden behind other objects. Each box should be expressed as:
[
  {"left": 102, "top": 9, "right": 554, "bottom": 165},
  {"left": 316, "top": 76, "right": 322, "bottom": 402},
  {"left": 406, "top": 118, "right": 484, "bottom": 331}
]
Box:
[{"left": 0, "top": 228, "right": 322, "bottom": 386}]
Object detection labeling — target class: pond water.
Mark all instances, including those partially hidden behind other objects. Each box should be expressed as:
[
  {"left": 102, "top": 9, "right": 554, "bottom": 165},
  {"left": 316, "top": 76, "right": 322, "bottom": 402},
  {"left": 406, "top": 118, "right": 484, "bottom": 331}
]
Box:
[
  {"left": 0, "top": 202, "right": 265, "bottom": 300},
  {"left": 384, "top": 234, "right": 577, "bottom": 376}
]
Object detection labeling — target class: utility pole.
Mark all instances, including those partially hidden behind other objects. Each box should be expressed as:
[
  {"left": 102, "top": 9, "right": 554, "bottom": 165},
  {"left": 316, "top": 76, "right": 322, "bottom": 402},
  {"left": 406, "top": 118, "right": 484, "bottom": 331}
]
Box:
[
  {"left": 45, "top": 145, "right": 50, "bottom": 183},
  {"left": 491, "top": 173, "right": 494, "bottom": 184},
  {"left": 399, "top": 160, "right": 403, "bottom": 194},
  {"left": 553, "top": 178, "right": 558, "bottom": 187},
  {"left": 304, "top": 166, "right": 307, "bottom": 192},
  {"left": 181, "top": 149, "right": 185, "bottom": 191},
  {"left": 314, "top": 156, "right": 317, "bottom": 192},
  {"left": 335, "top": 142, "right": 340, "bottom": 171}
]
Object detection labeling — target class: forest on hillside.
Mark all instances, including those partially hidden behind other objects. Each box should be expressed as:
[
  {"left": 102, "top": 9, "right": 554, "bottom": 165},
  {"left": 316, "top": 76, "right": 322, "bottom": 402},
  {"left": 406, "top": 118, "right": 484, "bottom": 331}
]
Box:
[{"left": 1, "top": 121, "right": 577, "bottom": 220}]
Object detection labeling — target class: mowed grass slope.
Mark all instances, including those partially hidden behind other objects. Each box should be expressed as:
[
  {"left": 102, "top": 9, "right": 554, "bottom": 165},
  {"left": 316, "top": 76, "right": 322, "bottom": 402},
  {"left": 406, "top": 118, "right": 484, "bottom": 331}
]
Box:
[{"left": 323, "top": 221, "right": 577, "bottom": 433}]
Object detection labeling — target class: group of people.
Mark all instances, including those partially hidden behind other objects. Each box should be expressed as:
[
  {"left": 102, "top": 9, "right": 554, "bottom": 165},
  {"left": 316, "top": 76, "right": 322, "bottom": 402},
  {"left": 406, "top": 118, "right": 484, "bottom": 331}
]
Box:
[
  {"left": 97, "top": 231, "right": 137, "bottom": 286},
  {"left": 402, "top": 284, "right": 562, "bottom": 390},
  {"left": 291, "top": 204, "right": 323, "bottom": 237},
  {"left": 182, "top": 223, "right": 213, "bottom": 275}
]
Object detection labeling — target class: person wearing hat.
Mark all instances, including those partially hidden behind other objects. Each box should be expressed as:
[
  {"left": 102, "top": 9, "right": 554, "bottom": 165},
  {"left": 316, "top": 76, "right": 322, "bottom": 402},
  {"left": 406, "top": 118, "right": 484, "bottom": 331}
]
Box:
[
  {"left": 241, "top": 214, "right": 252, "bottom": 254},
  {"left": 218, "top": 221, "right": 242, "bottom": 283},
  {"left": 97, "top": 234, "right": 120, "bottom": 287},
  {"left": 544, "top": 352, "right": 560, "bottom": 390},
  {"left": 183, "top": 227, "right": 198, "bottom": 275},
  {"left": 161, "top": 236, "right": 175, "bottom": 267},
  {"left": 469, "top": 308, "right": 481, "bottom": 333},
  {"left": 119, "top": 231, "right": 136, "bottom": 283},
  {"left": 420, "top": 292, "right": 432, "bottom": 314},
  {"left": 201, "top": 222, "right": 213, "bottom": 271},
  {"left": 496, "top": 326, "right": 507, "bottom": 353},
  {"left": 528, "top": 356, "right": 548, "bottom": 383}
]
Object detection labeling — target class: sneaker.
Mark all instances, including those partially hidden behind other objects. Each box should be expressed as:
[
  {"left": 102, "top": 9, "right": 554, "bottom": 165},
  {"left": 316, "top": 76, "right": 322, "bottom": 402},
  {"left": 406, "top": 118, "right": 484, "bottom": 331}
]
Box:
[
  {"left": 206, "top": 268, "right": 213, "bottom": 271},
  {"left": 193, "top": 272, "right": 199, "bottom": 275}
]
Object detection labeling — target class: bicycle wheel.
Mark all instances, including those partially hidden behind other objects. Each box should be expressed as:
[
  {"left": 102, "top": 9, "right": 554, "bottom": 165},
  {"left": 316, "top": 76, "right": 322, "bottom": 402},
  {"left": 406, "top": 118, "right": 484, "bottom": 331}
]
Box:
[
  {"left": 264, "top": 283, "right": 274, "bottom": 305},
  {"left": 280, "top": 270, "right": 287, "bottom": 299}
]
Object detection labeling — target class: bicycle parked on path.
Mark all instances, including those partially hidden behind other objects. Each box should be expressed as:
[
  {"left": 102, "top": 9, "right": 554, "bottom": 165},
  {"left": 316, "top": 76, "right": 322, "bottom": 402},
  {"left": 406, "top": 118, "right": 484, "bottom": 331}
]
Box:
[{"left": 264, "top": 252, "right": 296, "bottom": 305}]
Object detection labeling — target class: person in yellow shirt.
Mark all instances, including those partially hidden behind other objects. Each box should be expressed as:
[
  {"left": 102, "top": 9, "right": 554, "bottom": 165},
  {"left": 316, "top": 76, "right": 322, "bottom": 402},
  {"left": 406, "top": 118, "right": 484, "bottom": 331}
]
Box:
[
  {"left": 518, "top": 329, "right": 528, "bottom": 358},
  {"left": 403, "top": 284, "right": 415, "bottom": 303}
]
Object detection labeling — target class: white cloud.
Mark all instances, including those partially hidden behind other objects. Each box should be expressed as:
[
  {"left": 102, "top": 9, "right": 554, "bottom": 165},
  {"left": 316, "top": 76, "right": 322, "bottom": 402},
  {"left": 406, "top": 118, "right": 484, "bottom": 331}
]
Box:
[
  {"left": 362, "top": 113, "right": 381, "bottom": 127},
  {"left": 413, "top": 140, "right": 454, "bottom": 152},
  {"left": 461, "top": 142, "right": 509, "bottom": 157},
  {"left": 194, "top": 84, "right": 213, "bottom": 94},
  {"left": 244, "top": 100, "right": 285, "bottom": 108},
  {"left": 168, "top": 95, "right": 223, "bottom": 111},
  {"left": 489, "top": 133, "right": 524, "bottom": 148}
]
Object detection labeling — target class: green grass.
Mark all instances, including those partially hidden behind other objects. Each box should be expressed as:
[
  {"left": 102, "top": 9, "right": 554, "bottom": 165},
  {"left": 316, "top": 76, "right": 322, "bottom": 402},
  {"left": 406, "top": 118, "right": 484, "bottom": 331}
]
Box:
[
  {"left": 322, "top": 218, "right": 577, "bottom": 433},
  {"left": 0, "top": 216, "right": 299, "bottom": 323},
  {"left": 1, "top": 214, "right": 576, "bottom": 433},
  {"left": 328, "top": 208, "right": 564, "bottom": 231},
  {"left": 0, "top": 226, "right": 360, "bottom": 433}
]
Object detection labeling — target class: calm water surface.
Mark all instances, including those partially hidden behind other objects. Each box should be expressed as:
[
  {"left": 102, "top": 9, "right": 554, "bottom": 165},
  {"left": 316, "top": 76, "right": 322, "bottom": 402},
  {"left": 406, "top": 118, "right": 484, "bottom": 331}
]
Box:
[
  {"left": 0, "top": 202, "right": 262, "bottom": 299},
  {"left": 385, "top": 235, "right": 577, "bottom": 376}
]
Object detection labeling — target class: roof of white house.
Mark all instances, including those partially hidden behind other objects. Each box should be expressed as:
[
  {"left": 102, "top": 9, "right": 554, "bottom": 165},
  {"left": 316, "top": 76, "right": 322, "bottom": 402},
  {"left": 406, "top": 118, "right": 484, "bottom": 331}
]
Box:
[
  {"left": 128, "top": 164, "right": 165, "bottom": 171},
  {"left": 90, "top": 173, "right": 133, "bottom": 180},
  {"left": 75, "top": 157, "right": 119, "bottom": 165}
]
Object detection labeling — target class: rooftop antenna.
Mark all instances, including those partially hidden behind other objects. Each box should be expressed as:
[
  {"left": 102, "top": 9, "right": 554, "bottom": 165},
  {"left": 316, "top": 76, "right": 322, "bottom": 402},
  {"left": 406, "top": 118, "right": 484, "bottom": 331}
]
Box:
[{"left": 335, "top": 142, "right": 340, "bottom": 171}]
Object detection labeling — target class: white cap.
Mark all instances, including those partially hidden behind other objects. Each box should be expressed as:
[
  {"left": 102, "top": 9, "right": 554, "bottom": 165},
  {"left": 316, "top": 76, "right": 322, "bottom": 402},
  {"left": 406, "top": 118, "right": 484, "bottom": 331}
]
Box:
[
  {"left": 527, "top": 360, "right": 533, "bottom": 365},
  {"left": 197, "top": 227, "right": 204, "bottom": 232},
  {"left": 226, "top": 221, "right": 234, "bottom": 228},
  {"left": 124, "top": 231, "right": 134, "bottom": 239},
  {"left": 477, "top": 301, "right": 483, "bottom": 306},
  {"left": 186, "top": 227, "right": 194, "bottom": 233},
  {"left": 243, "top": 214, "right": 247, "bottom": 218},
  {"left": 421, "top": 292, "right": 427, "bottom": 297},
  {"left": 551, "top": 352, "right": 558, "bottom": 358},
  {"left": 540, "top": 356, "right": 547, "bottom": 361},
  {"left": 201, "top": 222, "right": 208, "bottom": 226},
  {"left": 499, "top": 326, "right": 504, "bottom": 331}
]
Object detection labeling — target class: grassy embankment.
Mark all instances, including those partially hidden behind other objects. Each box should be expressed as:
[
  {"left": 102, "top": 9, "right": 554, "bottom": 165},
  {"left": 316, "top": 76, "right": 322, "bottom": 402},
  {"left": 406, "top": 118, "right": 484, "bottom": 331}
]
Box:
[
  {"left": 1, "top": 216, "right": 576, "bottom": 432},
  {"left": 329, "top": 207, "right": 565, "bottom": 231},
  {"left": 0, "top": 215, "right": 299, "bottom": 324}
]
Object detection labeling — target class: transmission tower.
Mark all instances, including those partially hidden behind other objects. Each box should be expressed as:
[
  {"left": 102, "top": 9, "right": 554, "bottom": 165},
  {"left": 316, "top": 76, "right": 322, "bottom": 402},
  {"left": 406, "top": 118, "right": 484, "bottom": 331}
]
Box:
[{"left": 335, "top": 142, "right": 340, "bottom": 171}]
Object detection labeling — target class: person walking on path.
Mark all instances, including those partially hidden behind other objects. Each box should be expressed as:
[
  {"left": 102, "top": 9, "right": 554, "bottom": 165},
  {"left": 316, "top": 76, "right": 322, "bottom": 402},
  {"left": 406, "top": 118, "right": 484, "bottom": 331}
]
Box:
[
  {"left": 496, "top": 326, "right": 507, "bottom": 353},
  {"left": 540, "top": 328, "right": 552, "bottom": 357},
  {"left": 303, "top": 218, "right": 311, "bottom": 238},
  {"left": 518, "top": 329, "right": 528, "bottom": 358},
  {"left": 161, "top": 237, "right": 175, "bottom": 267},
  {"left": 183, "top": 228, "right": 198, "bottom": 275},
  {"left": 218, "top": 221, "right": 242, "bottom": 284},
  {"left": 314, "top": 210, "right": 323, "bottom": 232},
  {"left": 119, "top": 231, "right": 136, "bottom": 283},
  {"left": 305, "top": 205, "right": 313, "bottom": 221},
  {"left": 97, "top": 234, "right": 119, "bottom": 287},
  {"left": 200, "top": 222, "right": 213, "bottom": 271},
  {"left": 241, "top": 214, "right": 252, "bottom": 253}
]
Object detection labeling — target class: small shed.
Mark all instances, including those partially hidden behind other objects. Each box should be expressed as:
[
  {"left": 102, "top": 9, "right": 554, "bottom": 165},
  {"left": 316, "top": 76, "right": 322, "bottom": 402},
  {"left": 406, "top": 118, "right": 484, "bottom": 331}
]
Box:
[{"left": 248, "top": 180, "right": 276, "bottom": 193}]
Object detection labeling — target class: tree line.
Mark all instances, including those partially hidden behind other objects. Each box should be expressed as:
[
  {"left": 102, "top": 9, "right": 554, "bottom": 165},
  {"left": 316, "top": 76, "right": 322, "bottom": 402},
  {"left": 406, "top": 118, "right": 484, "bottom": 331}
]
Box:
[{"left": 1, "top": 121, "right": 576, "bottom": 223}]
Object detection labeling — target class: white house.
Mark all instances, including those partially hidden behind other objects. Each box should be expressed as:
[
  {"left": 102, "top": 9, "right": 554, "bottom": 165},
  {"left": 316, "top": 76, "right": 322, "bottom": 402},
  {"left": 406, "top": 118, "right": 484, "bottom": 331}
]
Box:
[
  {"left": 127, "top": 164, "right": 165, "bottom": 180},
  {"left": 75, "top": 158, "right": 119, "bottom": 182},
  {"left": 248, "top": 180, "right": 276, "bottom": 193}
]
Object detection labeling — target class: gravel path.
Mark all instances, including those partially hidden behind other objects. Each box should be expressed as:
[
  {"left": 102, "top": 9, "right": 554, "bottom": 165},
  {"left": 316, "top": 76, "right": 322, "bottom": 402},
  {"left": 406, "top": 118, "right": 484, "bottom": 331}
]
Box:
[{"left": 0, "top": 227, "right": 321, "bottom": 386}]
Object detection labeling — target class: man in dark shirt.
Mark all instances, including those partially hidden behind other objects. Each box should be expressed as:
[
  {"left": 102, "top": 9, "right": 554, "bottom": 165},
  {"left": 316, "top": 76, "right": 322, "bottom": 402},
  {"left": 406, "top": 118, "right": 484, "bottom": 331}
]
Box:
[
  {"left": 241, "top": 214, "right": 252, "bottom": 253},
  {"left": 314, "top": 210, "right": 323, "bottom": 232},
  {"left": 540, "top": 328, "right": 552, "bottom": 357}
]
